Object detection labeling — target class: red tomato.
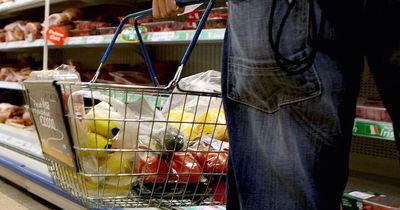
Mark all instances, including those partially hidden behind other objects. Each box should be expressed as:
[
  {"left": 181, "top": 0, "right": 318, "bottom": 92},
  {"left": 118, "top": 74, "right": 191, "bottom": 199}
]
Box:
[
  {"left": 213, "top": 180, "right": 227, "bottom": 203},
  {"left": 138, "top": 154, "right": 171, "bottom": 183},
  {"left": 171, "top": 152, "right": 202, "bottom": 183},
  {"left": 192, "top": 152, "right": 228, "bottom": 173}
]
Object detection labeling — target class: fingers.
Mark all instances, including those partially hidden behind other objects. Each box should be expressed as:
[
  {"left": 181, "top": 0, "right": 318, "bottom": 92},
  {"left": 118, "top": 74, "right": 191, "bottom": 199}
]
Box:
[{"left": 153, "top": 0, "right": 184, "bottom": 19}]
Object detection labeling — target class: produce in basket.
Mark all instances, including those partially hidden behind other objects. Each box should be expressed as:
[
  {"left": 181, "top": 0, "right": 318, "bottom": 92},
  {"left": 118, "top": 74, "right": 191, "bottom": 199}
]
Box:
[
  {"left": 84, "top": 110, "right": 120, "bottom": 139},
  {"left": 137, "top": 152, "right": 171, "bottom": 183},
  {"left": 168, "top": 108, "right": 228, "bottom": 142},
  {"left": 170, "top": 152, "right": 203, "bottom": 183},
  {"left": 81, "top": 132, "right": 111, "bottom": 158}
]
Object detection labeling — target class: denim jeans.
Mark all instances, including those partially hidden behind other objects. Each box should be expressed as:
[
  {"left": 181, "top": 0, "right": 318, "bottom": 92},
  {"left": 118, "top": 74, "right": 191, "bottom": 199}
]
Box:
[{"left": 221, "top": 0, "right": 400, "bottom": 209}]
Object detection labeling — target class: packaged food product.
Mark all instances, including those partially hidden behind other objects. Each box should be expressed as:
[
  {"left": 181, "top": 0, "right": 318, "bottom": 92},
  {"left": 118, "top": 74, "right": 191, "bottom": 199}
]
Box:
[
  {"left": 92, "top": 22, "right": 111, "bottom": 29},
  {"left": 63, "top": 8, "right": 83, "bottom": 21},
  {"left": 70, "top": 29, "right": 97, "bottom": 37},
  {"left": 207, "top": 7, "right": 228, "bottom": 19},
  {"left": 24, "top": 22, "right": 42, "bottom": 42},
  {"left": 204, "top": 17, "right": 227, "bottom": 29},
  {"left": 356, "top": 98, "right": 392, "bottom": 122},
  {"left": 141, "top": 21, "right": 184, "bottom": 32},
  {"left": 97, "top": 27, "right": 117, "bottom": 35},
  {"left": 363, "top": 195, "right": 400, "bottom": 210},
  {"left": 48, "top": 13, "right": 71, "bottom": 27},
  {"left": 73, "top": 21, "right": 95, "bottom": 30},
  {"left": 0, "top": 30, "right": 5, "bottom": 42}
]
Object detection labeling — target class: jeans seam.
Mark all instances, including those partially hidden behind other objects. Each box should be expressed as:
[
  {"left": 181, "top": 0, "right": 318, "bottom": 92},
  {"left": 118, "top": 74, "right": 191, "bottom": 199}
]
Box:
[{"left": 227, "top": 65, "right": 322, "bottom": 114}]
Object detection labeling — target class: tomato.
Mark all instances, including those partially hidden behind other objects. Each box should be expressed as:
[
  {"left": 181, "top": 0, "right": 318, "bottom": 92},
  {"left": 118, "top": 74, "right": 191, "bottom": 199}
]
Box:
[
  {"left": 171, "top": 152, "right": 202, "bottom": 183},
  {"left": 192, "top": 151, "right": 228, "bottom": 173},
  {"left": 213, "top": 180, "right": 227, "bottom": 203},
  {"left": 138, "top": 154, "right": 171, "bottom": 183}
]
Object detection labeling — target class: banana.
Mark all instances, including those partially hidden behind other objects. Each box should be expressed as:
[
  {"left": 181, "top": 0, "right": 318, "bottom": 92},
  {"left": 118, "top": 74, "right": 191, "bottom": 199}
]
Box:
[
  {"left": 84, "top": 111, "right": 120, "bottom": 139},
  {"left": 81, "top": 132, "right": 112, "bottom": 158}
]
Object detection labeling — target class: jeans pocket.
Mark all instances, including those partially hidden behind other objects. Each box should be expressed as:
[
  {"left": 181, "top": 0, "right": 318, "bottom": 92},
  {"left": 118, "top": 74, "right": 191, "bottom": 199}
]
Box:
[{"left": 227, "top": 56, "right": 321, "bottom": 113}]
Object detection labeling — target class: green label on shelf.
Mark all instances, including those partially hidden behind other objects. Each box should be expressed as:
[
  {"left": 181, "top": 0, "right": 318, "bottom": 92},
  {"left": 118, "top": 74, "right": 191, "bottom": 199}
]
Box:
[
  {"left": 120, "top": 26, "right": 146, "bottom": 42},
  {"left": 353, "top": 119, "right": 394, "bottom": 140}
]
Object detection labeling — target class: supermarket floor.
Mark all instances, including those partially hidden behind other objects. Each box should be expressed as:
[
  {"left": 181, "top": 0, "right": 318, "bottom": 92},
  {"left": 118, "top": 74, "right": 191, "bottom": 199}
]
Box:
[{"left": 0, "top": 177, "right": 61, "bottom": 210}]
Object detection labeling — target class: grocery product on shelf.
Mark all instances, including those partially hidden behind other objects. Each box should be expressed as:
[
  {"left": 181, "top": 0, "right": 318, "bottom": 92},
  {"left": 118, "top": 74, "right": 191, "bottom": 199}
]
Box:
[
  {"left": 342, "top": 191, "right": 400, "bottom": 210},
  {"left": 48, "top": 8, "right": 83, "bottom": 28},
  {"left": 4, "top": 20, "right": 27, "bottom": 42},
  {"left": 0, "top": 103, "right": 34, "bottom": 131},
  {"left": 356, "top": 98, "right": 392, "bottom": 122},
  {"left": 24, "top": 22, "right": 42, "bottom": 41},
  {"left": 0, "top": 67, "right": 32, "bottom": 82},
  {"left": 141, "top": 21, "right": 184, "bottom": 32},
  {"left": 0, "top": 29, "right": 5, "bottom": 42}
]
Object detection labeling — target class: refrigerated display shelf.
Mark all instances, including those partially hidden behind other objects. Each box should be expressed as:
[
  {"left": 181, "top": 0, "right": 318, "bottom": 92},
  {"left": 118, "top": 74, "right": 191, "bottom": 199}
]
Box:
[
  {"left": 0, "top": 0, "right": 67, "bottom": 17},
  {"left": 0, "top": 124, "right": 42, "bottom": 160},
  {"left": 0, "top": 29, "right": 225, "bottom": 51},
  {"left": 353, "top": 118, "right": 395, "bottom": 141},
  {"left": 0, "top": 81, "right": 24, "bottom": 90}
]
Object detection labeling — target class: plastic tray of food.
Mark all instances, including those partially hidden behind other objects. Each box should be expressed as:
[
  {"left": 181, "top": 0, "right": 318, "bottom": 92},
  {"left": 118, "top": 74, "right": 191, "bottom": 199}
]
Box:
[
  {"left": 141, "top": 21, "right": 184, "bottom": 32},
  {"left": 204, "top": 17, "right": 227, "bottom": 29},
  {"left": 0, "top": 30, "right": 5, "bottom": 42},
  {"left": 69, "top": 29, "right": 98, "bottom": 37},
  {"left": 355, "top": 98, "right": 392, "bottom": 122},
  {"left": 73, "top": 21, "right": 111, "bottom": 30},
  {"left": 97, "top": 27, "right": 118, "bottom": 35}
]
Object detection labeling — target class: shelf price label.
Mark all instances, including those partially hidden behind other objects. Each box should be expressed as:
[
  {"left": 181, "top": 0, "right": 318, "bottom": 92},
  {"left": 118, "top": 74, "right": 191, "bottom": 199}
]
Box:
[
  {"left": 46, "top": 28, "right": 68, "bottom": 46},
  {"left": 149, "top": 32, "right": 175, "bottom": 41}
]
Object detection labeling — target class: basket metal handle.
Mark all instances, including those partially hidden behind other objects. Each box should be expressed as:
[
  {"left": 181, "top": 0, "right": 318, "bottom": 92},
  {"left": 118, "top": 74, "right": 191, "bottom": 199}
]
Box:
[{"left": 91, "top": 0, "right": 216, "bottom": 89}]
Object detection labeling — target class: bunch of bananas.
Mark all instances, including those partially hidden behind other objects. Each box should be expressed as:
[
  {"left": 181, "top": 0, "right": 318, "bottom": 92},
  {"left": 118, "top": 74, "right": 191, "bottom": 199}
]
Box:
[{"left": 166, "top": 108, "right": 228, "bottom": 142}]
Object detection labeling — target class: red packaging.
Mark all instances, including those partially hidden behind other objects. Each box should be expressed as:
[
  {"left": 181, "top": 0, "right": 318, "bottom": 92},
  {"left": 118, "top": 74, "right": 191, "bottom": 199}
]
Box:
[
  {"left": 138, "top": 153, "right": 171, "bottom": 183},
  {"left": 69, "top": 29, "right": 97, "bottom": 37},
  {"left": 356, "top": 98, "right": 392, "bottom": 122},
  {"left": 0, "top": 30, "right": 5, "bottom": 42},
  {"left": 97, "top": 27, "right": 117, "bottom": 35},
  {"left": 170, "top": 152, "right": 203, "bottom": 183},
  {"left": 363, "top": 195, "right": 400, "bottom": 210},
  {"left": 73, "top": 21, "right": 96, "bottom": 30},
  {"left": 141, "top": 21, "right": 184, "bottom": 32},
  {"left": 204, "top": 17, "right": 227, "bottom": 29}
]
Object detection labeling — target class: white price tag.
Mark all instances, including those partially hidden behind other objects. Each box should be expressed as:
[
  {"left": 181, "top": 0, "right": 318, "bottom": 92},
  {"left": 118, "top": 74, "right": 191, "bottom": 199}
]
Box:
[
  {"left": 349, "top": 191, "right": 375, "bottom": 200},
  {"left": 66, "top": 37, "right": 83, "bottom": 45},
  {"left": 86, "top": 36, "right": 105, "bottom": 44},
  {"left": 149, "top": 32, "right": 175, "bottom": 41}
]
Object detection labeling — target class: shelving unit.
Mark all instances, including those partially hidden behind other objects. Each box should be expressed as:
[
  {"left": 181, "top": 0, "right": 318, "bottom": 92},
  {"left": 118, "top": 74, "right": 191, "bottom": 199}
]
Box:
[{"left": 0, "top": 29, "right": 225, "bottom": 51}]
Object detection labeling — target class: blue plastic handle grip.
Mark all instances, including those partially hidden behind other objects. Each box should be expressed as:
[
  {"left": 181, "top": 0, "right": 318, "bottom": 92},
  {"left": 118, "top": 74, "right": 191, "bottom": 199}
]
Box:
[{"left": 176, "top": 0, "right": 207, "bottom": 7}]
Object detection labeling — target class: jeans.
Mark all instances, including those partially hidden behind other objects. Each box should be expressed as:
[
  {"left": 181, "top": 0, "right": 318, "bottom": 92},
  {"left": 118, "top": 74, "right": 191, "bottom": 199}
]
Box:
[{"left": 221, "top": 0, "right": 400, "bottom": 209}]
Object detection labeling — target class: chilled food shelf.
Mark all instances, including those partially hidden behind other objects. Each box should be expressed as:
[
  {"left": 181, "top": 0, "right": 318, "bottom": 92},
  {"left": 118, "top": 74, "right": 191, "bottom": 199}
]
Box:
[
  {"left": 0, "top": 0, "right": 67, "bottom": 17},
  {"left": 0, "top": 123, "right": 42, "bottom": 159},
  {"left": 0, "top": 29, "right": 225, "bottom": 51},
  {"left": 0, "top": 81, "right": 24, "bottom": 90},
  {"left": 353, "top": 118, "right": 394, "bottom": 141}
]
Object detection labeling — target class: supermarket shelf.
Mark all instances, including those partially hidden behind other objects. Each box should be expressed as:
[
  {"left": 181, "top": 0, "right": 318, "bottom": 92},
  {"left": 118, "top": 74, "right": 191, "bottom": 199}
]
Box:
[
  {"left": 0, "top": 29, "right": 225, "bottom": 51},
  {"left": 353, "top": 118, "right": 394, "bottom": 141},
  {"left": 0, "top": 145, "right": 87, "bottom": 210},
  {"left": 0, "top": 0, "right": 67, "bottom": 17},
  {"left": 0, "top": 124, "right": 43, "bottom": 160},
  {"left": 0, "top": 81, "right": 24, "bottom": 90}
]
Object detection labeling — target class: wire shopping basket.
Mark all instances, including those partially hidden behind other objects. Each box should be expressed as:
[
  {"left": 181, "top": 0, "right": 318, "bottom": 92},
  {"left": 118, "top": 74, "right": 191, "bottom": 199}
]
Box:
[{"left": 25, "top": 0, "right": 228, "bottom": 208}]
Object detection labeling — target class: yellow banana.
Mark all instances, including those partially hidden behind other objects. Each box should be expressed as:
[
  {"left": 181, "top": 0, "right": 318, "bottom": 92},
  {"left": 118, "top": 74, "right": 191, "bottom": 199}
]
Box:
[{"left": 84, "top": 112, "right": 120, "bottom": 139}]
